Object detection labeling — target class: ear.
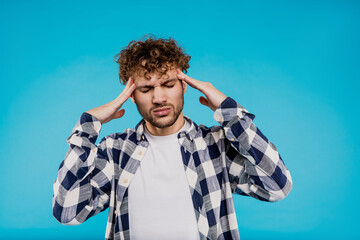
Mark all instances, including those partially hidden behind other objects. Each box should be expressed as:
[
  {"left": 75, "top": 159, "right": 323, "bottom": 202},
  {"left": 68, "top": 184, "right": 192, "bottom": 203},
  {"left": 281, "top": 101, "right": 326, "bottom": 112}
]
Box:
[{"left": 130, "top": 93, "right": 136, "bottom": 103}]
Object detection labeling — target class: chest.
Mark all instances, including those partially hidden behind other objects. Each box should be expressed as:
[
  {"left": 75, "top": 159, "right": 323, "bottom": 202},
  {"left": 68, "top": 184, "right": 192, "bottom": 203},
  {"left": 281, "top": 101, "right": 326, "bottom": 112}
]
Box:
[{"left": 113, "top": 137, "right": 229, "bottom": 239}]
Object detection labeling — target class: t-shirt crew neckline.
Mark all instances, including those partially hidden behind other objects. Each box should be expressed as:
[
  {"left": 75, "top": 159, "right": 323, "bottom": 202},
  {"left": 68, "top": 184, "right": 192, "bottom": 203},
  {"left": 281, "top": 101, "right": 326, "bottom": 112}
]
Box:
[{"left": 144, "top": 118, "right": 191, "bottom": 143}]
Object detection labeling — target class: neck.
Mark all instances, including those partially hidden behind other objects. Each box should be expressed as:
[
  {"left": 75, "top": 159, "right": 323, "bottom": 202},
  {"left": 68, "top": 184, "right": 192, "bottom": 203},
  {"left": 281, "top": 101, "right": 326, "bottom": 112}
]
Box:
[{"left": 145, "top": 112, "right": 185, "bottom": 136}]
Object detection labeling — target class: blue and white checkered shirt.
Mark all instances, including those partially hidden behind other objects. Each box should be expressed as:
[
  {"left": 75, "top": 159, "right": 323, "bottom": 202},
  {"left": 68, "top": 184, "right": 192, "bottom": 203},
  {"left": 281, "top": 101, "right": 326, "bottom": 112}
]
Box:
[{"left": 52, "top": 97, "right": 293, "bottom": 240}]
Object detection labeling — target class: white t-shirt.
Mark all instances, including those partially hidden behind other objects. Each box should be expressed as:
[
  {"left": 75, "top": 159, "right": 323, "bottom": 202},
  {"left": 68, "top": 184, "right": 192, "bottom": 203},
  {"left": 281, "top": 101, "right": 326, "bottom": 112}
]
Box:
[{"left": 128, "top": 119, "right": 200, "bottom": 240}]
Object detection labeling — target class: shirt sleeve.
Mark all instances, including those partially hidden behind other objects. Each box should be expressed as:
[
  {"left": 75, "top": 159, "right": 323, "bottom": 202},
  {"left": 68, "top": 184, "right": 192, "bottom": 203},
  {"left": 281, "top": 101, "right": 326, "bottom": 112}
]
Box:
[
  {"left": 52, "top": 112, "right": 113, "bottom": 225},
  {"left": 213, "top": 97, "right": 293, "bottom": 202}
]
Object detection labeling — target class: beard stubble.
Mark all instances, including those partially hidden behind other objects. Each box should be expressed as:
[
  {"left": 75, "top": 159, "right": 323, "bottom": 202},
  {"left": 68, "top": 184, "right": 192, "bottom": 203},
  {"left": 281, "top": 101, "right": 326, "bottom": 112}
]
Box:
[{"left": 136, "top": 93, "right": 184, "bottom": 129}]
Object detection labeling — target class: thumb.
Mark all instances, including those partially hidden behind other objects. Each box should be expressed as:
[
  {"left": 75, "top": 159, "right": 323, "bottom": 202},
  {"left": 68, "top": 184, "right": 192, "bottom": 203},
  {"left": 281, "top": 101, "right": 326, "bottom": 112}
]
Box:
[
  {"left": 199, "top": 96, "right": 209, "bottom": 107},
  {"left": 112, "top": 109, "right": 125, "bottom": 120}
]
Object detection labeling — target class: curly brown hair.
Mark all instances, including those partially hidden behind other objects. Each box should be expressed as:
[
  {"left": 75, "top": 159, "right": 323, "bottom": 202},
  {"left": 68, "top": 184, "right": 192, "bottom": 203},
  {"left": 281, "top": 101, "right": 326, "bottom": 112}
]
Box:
[{"left": 114, "top": 34, "right": 191, "bottom": 85}]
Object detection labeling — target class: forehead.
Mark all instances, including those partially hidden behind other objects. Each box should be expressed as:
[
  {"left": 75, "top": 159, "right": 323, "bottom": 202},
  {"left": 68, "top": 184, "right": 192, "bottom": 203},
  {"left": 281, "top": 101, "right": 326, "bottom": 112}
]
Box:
[{"left": 135, "top": 69, "right": 178, "bottom": 85}]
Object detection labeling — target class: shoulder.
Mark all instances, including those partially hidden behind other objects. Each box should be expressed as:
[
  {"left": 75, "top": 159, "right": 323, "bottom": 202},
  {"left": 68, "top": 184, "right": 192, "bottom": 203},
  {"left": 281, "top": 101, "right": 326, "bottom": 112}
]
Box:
[
  {"left": 100, "top": 127, "right": 138, "bottom": 147},
  {"left": 196, "top": 123, "right": 225, "bottom": 142}
]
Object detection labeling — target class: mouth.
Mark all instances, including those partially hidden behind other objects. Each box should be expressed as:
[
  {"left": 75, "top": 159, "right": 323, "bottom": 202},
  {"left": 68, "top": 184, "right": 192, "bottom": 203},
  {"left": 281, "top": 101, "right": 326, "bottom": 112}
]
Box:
[{"left": 153, "top": 107, "right": 171, "bottom": 116}]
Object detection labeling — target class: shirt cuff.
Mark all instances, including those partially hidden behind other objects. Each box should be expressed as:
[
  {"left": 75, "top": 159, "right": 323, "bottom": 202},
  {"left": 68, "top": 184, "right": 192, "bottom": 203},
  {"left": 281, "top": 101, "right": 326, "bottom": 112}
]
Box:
[
  {"left": 72, "top": 112, "right": 102, "bottom": 136},
  {"left": 213, "top": 97, "right": 255, "bottom": 125}
]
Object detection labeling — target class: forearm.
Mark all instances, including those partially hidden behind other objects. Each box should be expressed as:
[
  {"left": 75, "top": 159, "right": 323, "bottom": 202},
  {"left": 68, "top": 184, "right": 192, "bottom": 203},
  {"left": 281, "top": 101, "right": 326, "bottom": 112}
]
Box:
[
  {"left": 214, "top": 97, "right": 293, "bottom": 201},
  {"left": 52, "top": 112, "right": 111, "bottom": 224}
]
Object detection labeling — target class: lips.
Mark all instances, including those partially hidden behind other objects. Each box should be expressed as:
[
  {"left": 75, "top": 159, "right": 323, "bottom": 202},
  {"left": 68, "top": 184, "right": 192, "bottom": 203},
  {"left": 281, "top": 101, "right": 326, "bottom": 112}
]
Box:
[{"left": 153, "top": 107, "right": 171, "bottom": 116}]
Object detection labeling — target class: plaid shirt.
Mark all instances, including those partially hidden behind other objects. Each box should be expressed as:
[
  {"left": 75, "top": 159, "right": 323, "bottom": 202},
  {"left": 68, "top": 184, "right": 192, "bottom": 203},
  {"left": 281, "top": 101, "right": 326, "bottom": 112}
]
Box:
[{"left": 52, "top": 97, "right": 293, "bottom": 240}]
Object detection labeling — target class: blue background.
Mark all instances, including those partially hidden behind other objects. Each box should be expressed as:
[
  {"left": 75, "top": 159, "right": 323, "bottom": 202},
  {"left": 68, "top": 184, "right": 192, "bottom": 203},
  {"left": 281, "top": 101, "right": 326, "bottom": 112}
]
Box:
[{"left": 1, "top": 0, "right": 359, "bottom": 239}]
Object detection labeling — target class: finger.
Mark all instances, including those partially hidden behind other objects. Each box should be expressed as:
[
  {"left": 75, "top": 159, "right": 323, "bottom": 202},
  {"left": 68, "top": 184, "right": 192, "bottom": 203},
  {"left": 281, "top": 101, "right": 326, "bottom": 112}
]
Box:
[
  {"left": 121, "top": 77, "right": 134, "bottom": 95},
  {"left": 176, "top": 71, "right": 201, "bottom": 90},
  {"left": 176, "top": 69, "right": 205, "bottom": 92},
  {"left": 176, "top": 68, "right": 189, "bottom": 80},
  {"left": 116, "top": 77, "right": 133, "bottom": 99},
  {"left": 199, "top": 96, "right": 209, "bottom": 107},
  {"left": 126, "top": 77, "right": 134, "bottom": 88},
  {"left": 176, "top": 69, "right": 189, "bottom": 81},
  {"left": 176, "top": 68, "right": 183, "bottom": 75},
  {"left": 125, "top": 82, "right": 137, "bottom": 99},
  {"left": 115, "top": 80, "right": 136, "bottom": 105},
  {"left": 112, "top": 109, "right": 125, "bottom": 120}
]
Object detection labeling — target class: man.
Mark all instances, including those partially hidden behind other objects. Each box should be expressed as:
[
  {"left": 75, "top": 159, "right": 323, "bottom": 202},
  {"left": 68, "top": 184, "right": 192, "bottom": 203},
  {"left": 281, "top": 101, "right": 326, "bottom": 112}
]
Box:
[{"left": 52, "top": 35, "right": 293, "bottom": 240}]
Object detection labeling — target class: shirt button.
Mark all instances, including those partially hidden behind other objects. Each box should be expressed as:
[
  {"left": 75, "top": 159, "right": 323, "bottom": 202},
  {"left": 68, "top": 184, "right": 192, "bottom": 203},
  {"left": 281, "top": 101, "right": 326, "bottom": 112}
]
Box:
[
  {"left": 123, "top": 179, "right": 128, "bottom": 183},
  {"left": 138, "top": 151, "right": 143, "bottom": 155}
]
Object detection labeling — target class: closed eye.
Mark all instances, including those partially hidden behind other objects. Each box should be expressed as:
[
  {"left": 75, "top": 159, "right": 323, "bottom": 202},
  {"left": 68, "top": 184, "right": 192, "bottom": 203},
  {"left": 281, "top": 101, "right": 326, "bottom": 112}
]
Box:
[
  {"left": 138, "top": 79, "right": 177, "bottom": 93},
  {"left": 162, "top": 79, "right": 177, "bottom": 88},
  {"left": 140, "top": 87, "right": 151, "bottom": 93}
]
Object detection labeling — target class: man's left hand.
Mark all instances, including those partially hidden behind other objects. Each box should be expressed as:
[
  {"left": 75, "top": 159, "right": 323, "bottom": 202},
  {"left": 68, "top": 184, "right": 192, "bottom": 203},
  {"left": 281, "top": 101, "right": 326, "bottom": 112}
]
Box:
[{"left": 177, "top": 69, "right": 228, "bottom": 111}]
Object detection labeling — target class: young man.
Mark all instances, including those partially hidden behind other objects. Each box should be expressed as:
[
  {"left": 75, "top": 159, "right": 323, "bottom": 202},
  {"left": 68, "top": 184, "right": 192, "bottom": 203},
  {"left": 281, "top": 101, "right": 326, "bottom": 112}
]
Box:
[{"left": 52, "top": 35, "right": 293, "bottom": 240}]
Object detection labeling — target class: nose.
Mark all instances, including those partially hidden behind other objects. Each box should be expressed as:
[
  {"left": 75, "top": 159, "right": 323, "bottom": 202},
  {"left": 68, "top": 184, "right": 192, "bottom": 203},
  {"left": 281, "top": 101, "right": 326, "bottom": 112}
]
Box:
[{"left": 152, "top": 86, "right": 167, "bottom": 104}]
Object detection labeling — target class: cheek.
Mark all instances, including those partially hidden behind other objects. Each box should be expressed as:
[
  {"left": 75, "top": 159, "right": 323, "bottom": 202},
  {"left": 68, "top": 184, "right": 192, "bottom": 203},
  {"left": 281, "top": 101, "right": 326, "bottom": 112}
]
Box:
[
  {"left": 134, "top": 92, "right": 153, "bottom": 108},
  {"left": 134, "top": 91, "right": 147, "bottom": 100},
  {"left": 171, "top": 87, "right": 184, "bottom": 99}
]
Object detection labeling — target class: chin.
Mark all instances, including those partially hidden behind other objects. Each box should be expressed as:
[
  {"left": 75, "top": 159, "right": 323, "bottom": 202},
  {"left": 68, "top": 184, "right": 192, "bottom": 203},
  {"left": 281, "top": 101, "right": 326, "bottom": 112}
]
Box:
[{"left": 152, "top": 117, "right": 177, "bottom": 128}]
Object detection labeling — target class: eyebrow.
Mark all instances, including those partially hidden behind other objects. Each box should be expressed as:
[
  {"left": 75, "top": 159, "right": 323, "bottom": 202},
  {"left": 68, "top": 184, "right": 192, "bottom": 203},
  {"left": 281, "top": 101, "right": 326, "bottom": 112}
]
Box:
[{"left": 136, "top": 78, "right": 178, "bottom": 89}]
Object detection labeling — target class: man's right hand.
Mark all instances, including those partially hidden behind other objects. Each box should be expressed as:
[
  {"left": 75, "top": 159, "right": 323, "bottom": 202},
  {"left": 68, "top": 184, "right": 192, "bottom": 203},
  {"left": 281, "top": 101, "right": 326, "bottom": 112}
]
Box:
[{"left": 86, "top": 77, "right": 136, "bottom": 124}]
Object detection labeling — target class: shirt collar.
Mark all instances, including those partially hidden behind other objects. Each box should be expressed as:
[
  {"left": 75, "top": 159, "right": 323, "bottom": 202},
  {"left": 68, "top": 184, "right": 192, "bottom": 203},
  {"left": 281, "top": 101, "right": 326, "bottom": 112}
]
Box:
[{"left": 135, "top": 115, "right": 198, "bottom": 142}]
